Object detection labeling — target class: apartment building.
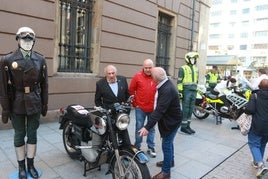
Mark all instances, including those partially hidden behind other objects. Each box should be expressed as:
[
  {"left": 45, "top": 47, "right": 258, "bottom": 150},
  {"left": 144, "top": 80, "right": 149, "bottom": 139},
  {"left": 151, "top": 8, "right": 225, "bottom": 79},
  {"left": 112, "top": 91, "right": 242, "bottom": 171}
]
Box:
[{"left": 207, "top": 0, "right": 268, "bottom": 69}]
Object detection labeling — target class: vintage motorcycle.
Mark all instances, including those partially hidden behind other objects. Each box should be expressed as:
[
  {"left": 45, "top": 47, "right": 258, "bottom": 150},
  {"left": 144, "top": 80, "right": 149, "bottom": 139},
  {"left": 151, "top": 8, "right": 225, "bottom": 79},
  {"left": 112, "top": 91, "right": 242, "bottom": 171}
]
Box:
[
  {"left": 193, "top": 83, "right": 249, "bottom": 125},
  {"left": 58, "top": 96, "right": 151, "bottom": 178}
]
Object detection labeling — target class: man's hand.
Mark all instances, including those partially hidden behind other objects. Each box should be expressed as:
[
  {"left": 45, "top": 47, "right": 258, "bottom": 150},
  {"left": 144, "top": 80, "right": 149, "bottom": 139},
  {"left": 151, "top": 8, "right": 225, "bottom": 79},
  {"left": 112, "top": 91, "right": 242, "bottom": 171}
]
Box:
[
  {"left": 139, "top": 127, "right": 149, "bottom": 137},
  {"left": 2, "top": 111, "right": 10, "bottom": 124},
  {"left": 41, "top": 105, "right": 48, "bottom": 117}
]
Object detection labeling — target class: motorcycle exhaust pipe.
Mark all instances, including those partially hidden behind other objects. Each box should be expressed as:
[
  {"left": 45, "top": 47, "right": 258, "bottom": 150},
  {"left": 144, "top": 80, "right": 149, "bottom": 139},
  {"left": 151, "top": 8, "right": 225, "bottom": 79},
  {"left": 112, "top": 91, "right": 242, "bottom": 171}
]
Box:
[
  {"left": 195, "top": 106, "right": 215, "bottom": 114},
  {"left": 75, "top": 146, "right": 93, "bottom": 149}
]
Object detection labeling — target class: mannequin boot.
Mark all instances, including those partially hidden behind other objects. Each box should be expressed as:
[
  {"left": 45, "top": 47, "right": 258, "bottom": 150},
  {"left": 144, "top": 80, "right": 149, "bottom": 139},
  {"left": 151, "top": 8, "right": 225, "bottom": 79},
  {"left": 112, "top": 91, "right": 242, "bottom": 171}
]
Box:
[
  {"left": 18, "top": 160, "right": 27, "bottom": 179},
  {"left": 27, "top": 158, "right": 38, "bottom": 178},
  {"left": 15, "top": 145, "right": 26, "bottom": 179},
  {"left": 27, "top": 144, "right": 38, "bottom": 178}
]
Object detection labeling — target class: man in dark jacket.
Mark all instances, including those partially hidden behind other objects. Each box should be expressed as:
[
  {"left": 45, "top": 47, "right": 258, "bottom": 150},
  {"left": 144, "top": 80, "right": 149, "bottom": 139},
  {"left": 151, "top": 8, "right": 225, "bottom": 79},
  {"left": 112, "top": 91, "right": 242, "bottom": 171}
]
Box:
[
  {"left": 94, "top": 64, "right": 130, "bottom": 145},
  {"left": 139, "top": 67, "right": 182, "bottom": 179},
  {"left": 0, "top": 27, "right": 48, "bottom": 179},
  {"left": 95, "top": 64, "right": 129, "bottom": 109}
]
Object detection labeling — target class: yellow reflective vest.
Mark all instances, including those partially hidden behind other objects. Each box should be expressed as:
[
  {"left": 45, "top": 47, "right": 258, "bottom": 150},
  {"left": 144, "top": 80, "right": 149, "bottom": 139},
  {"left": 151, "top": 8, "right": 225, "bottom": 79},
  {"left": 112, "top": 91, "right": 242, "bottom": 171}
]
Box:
[
  {"left": 177, "top": 65, "right": 198, "bottom": 91},
  {"left": 206, "top": 72, "right": 219, "bottom": 83}
]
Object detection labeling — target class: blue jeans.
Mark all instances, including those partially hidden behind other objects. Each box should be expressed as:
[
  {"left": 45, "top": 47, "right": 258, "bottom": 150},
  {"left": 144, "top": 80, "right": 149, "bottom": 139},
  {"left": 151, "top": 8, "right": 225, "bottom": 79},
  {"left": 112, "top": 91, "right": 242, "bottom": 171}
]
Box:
[
  {"left": 248, "top": 130, "right": 268, "bottom": 164},
  {"left": 162, "top": 127, "right": 178, "bottom": 174},
  {"left": 134, "top": 108, "right": 155, "bottom": 149}
]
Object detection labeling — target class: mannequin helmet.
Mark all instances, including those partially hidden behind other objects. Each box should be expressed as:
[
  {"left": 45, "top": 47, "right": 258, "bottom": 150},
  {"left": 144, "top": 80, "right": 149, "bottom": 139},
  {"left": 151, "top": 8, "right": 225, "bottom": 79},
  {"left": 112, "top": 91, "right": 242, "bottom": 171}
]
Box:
[{"left": 16, "top": 27, "right": 35, "bottom": 41}]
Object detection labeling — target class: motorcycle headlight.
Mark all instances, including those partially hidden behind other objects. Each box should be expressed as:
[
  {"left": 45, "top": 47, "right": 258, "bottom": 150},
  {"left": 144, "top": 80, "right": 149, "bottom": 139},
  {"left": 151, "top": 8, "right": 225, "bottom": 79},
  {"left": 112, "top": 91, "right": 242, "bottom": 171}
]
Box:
[{"left": 116, "top": 113, "right": 130, "bottom": 130}]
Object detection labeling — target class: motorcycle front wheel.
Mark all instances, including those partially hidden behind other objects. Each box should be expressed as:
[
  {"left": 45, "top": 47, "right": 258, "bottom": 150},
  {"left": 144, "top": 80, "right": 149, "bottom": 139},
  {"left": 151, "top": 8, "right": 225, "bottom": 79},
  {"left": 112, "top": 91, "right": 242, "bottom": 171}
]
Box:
[
  {"left": 62, "top": 122, "right": 81, "bottom": 159},
  {"left": 193, "top": 106, "right": 210, "bottom": 119},
  {"left": 112, "top": 150, "right": 150, "bottom": 179}
]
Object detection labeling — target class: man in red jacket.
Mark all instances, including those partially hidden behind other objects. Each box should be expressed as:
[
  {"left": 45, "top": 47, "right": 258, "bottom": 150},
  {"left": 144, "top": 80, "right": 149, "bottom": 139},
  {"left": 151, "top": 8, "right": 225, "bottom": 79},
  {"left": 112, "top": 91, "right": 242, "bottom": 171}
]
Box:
[{"left": 129, "top": 59, "right": 157, "bottom": 157}]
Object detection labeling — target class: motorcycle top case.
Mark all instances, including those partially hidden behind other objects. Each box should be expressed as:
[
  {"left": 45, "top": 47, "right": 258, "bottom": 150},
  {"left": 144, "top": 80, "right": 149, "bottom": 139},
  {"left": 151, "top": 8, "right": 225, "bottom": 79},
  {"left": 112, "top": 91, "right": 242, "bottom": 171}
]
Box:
[{"left": 66, "top": 104, "right": 92, "bottom": 128}]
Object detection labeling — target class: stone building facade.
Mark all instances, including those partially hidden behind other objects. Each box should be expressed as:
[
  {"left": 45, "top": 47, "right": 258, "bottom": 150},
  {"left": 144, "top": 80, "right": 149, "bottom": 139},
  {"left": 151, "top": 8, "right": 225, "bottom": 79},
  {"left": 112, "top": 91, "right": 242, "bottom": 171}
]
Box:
[{"left": 0, "top": 0, "right": 210, "bottom": 118}]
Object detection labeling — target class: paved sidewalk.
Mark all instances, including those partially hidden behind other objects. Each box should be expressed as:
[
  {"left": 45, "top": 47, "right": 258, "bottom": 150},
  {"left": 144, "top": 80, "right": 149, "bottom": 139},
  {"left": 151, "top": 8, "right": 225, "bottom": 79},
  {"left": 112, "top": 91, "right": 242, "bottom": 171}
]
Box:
[{"left": 1, "top": 110, "right": 268, "bottom": 179}]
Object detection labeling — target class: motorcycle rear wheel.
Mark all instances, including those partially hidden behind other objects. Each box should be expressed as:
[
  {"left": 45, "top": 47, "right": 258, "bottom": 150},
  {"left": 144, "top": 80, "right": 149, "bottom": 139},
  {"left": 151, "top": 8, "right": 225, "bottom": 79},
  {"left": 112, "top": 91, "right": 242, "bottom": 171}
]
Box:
[
  {"left": 62, "top": 122, "right": 81, "bottom": 159},
  {"left": 112, "top": 150, "right": 150, "bottom": 179},
  {"left": 193, "top": 106, "right": 210, "bottom": 119}
]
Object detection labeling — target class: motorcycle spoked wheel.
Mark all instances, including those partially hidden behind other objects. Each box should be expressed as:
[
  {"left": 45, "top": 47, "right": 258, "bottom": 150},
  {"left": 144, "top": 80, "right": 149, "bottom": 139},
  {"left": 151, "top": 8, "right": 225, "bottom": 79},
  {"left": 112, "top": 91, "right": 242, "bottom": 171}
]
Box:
[
  {"left": 193, "top": 106, "right": 210, "bottom": 119},
  {"left": 111, "top": 150, "right": 150, "bottom": 179},
  {"left": 62, "top": 122, "right": 81, "bottom": 159}
]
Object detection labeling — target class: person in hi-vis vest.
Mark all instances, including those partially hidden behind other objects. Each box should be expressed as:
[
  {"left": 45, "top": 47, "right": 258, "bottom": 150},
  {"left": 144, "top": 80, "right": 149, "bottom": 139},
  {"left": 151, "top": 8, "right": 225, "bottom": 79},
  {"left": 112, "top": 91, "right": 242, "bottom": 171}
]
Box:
[
  {"left": 206, "top": 65, "right": 220, "bottom": 91},
  {"left": 177, "top": 52, "right": 199, "bottom": 135}
]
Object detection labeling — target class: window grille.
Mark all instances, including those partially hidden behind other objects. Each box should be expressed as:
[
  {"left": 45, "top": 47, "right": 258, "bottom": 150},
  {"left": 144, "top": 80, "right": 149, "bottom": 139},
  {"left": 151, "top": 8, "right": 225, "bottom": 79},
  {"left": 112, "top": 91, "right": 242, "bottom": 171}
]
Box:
[
  {"left": 58, "top": 0, "right": 94, "bottom": 73},
  {"left": 156, "top": 13, "right": 172, "bottom": 75}
]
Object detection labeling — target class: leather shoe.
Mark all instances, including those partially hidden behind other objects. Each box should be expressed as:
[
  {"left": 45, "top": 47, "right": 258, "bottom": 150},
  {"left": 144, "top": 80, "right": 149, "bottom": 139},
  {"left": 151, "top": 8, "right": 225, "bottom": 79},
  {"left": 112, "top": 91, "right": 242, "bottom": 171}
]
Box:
[
  {"left": 156, "top": 161, "right": 174, "bottom": 168},
  {"left": 187, "top": 126, "right": 196, "bottom": 134},
  {"left": 18, "top": 165, "right": 27, "bottom": 179},
  {"left": 28, "top": 165, "right": 39, "bottom": 178},
  {"left": 152, "top": 172, "right": 170, "bottom": 179},
  {"left": 180, "top": 127, "right": 192, "bottom": 135}
]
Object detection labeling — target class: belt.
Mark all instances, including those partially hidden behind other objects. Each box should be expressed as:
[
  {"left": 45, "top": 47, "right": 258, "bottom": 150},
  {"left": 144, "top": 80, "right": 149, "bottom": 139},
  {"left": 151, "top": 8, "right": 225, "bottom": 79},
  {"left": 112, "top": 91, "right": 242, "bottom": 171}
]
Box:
[{"left": 16, "top": 85, "right": 40, "bottom": 94}]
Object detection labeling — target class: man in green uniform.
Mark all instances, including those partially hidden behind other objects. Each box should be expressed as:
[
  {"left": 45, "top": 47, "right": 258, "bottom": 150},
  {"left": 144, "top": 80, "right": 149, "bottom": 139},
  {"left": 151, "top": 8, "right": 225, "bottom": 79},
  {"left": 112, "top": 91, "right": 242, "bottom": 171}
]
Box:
[
  {"left": 0, "top": 27, "right": 48, "bottom": 179},
  {"left": 206, "top": 65, "right": 220, "bottom": 91},
  {"left": 177, "top": 52, "right": 199, "bottom": 135}
]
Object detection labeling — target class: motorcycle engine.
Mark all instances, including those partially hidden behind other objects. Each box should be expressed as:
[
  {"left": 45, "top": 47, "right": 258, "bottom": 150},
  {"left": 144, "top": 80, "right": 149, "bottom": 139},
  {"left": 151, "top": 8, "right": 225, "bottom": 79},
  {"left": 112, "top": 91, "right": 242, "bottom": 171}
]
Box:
[
  {"left": 81, "top": 131, "right": 102, "bottom": 162},
  {"left": 219, "top": 106, "right": 229, "bottom": 113}
]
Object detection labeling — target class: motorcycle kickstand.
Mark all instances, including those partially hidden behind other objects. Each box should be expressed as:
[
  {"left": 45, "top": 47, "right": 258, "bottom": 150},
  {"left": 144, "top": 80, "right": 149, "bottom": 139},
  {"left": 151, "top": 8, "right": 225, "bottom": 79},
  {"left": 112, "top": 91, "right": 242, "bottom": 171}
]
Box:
[
  {"left": 83, "top": 160, "right": 101, "bottom": 176},
  {"left": 215, "top": 116, "right": 222, "bottom": 125}
]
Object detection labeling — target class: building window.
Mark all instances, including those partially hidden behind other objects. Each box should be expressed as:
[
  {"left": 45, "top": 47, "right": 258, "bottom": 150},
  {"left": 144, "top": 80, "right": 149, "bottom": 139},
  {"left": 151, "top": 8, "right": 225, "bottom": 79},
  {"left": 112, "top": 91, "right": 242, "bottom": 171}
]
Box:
[
  {"left": 58, "top": 0, "right": 94, "bottom": 73},
  {"left": 255, "top": 31, "right": 268, "bottom": 37},
  {"left": 255, "top": 4, "right": 268, "bottom": 11},
  {"left": 242, "top": 8, "right": 250, "bottom": 14},
  {"left": 228, "top": 33, "right": 235, "bottom": 38},
  {"left": 241, "top": 21, "right": 249, "bottom": 27},
  {"left": 211, "top": 10, "right": 222, "bottom": 16},
  {"left": 240, "top": 45, "right": 247, "bottom": 50},
  {"left": 212, "top": 0, "right": 223, "bottom": 5},
  {"left": 227, "top": 45, "right": 234, "bottom": 50},
  {"left": 209, "top": 34, "right": 221, "bottom": 39},
  {"left": 230, "top": 0, "right": 237, "bottom": 3},
  {"left": 230, "top": 10, "right": 236, "bottom": 15},
  {"left": 156, "top": 12, "right": 172, "bottom": 74},
  {"left": 229, "top": 22, "right": 236, "bottom": 27},
  {"left": 240, "top": 32, "right": 248, "bottom": 38},
  {"left": 208, "top": 46, "right": 219, "bottom": 50},
  {"left": 210, "top": 23, "right": 220, "bottom": 28},
  {"left": 252, "top": 44, "right": 268, "bottom": 49}
]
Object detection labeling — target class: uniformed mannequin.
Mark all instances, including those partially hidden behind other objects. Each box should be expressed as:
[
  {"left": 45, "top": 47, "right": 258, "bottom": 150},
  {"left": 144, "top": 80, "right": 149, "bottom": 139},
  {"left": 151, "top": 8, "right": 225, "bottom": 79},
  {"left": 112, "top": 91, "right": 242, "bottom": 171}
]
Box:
[{"left": 0, "top": 27, "right": 48, "bottom": 179}]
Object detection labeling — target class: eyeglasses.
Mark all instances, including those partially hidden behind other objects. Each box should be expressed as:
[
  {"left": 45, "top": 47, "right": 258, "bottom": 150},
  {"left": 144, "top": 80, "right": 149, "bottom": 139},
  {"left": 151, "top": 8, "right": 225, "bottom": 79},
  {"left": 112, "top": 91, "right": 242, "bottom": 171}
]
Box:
[{"left": 19, "top": 32, "right": 35, "bottom": 39}]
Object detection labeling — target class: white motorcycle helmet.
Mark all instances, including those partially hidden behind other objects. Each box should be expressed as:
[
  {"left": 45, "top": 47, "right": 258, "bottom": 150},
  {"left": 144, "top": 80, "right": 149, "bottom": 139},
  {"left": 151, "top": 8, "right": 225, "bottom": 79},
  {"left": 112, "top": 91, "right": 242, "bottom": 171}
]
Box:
[
  {"left": 185, "top": 51, "right": 199, "bottom": 65},
  {"left": 16, "top": 27, "right": 35, "bottom": 51}
]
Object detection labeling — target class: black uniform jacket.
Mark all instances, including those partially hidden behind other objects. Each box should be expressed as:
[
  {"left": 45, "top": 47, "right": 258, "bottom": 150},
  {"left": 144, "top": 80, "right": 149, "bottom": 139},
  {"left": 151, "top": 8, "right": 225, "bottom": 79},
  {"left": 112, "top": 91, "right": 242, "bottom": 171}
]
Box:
[
  {"left": 0, "top": 49, "right": 48, "bottom": 115},
  {"left": 95, "top": 75, "right": 129, "bottom": 109},
  {"left": 145, "top": 79, "right": 182, "bottom": 138}
]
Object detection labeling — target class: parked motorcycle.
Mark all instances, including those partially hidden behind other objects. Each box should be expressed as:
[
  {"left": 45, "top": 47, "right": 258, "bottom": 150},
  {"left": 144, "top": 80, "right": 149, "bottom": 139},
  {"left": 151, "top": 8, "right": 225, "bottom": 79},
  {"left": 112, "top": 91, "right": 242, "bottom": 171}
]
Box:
[
  {"left": 58, "top": 96, "right": 151, "bottom": 178},
  {"left": 193, "top": 84, "right": 249, "bottom": 125}
]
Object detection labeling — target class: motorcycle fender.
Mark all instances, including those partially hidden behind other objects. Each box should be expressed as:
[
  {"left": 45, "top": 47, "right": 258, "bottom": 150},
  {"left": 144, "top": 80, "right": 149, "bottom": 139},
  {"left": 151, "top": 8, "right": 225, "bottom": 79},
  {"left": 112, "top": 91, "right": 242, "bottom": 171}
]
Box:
[
  {"left": 128, "top": 145, "right": 149, "bottom": 164},
  {"left": 59, "top": 116, "right": 71, "bottom": 129}
]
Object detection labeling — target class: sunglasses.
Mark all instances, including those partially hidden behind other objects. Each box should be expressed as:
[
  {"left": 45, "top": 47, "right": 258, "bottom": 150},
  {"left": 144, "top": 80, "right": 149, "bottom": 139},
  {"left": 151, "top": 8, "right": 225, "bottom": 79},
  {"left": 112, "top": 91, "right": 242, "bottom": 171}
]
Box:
[{"left": 19, "top": 32, "right": 35, "bottom": 39}]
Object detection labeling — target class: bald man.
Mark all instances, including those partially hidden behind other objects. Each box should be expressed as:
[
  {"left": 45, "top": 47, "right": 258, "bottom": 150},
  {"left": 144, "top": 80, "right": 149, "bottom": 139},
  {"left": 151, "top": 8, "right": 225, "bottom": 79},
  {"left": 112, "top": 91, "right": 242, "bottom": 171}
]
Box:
[
  {"left": 95, "top": 65, "right": 129, "bottom": 109},
  {"left": 129, "top": 59, "right": 157, "bottom": 157},
  {"left": 139, "top": 67, "right": 182, "bottom": 179}
]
